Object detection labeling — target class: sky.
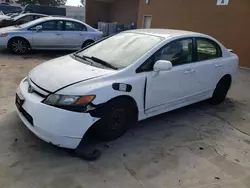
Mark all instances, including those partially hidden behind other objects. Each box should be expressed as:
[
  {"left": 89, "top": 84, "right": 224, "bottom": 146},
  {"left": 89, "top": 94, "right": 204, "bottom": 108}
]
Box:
[{"left": 66, "top": 0, "right": 82, "bottom": 6}]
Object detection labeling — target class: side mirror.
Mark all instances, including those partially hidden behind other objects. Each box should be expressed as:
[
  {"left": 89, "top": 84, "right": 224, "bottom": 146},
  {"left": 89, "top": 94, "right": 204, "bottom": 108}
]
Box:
[
  {"left": 153, "top": 60, "right": 173, "bottom": 72},
  {"left": 35, "top": 25, "right": 42, "bottom": 32}
]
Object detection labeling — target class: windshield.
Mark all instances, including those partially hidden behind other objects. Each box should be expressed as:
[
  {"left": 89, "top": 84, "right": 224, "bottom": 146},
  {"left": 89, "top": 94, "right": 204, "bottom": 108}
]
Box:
[
  {"left": 12, "top": 14, "right": 24, "bottom": 21},
  {"left": 18, "top": 18, "right": 42, "bottom": 28},
  {"left": 76, "top": 32, "right": 163, "bottom": 69},
  {"left": 10, "top": 13, "right": 19, "bottom": 18}
]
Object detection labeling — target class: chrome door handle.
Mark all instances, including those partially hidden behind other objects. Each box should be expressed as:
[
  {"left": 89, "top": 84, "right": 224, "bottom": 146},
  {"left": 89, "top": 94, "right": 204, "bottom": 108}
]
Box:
[
  {"left": 215, "top": 64, "right": 222, "bottom": 67},
  {"left": 184, "top": 69, "right": 195, "bottom": 74}
]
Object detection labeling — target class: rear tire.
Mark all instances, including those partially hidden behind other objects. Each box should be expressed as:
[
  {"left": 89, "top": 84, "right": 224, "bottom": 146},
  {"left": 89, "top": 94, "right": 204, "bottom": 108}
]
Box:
[
  {"left": 92, "top": 98, "right": 136, "bottom": 141},
  {"left": 209, "top": 76, "right": 231, "bottom": 105},
  {"left": 9, "top": 38, "right": 29, "bottom": 54}
]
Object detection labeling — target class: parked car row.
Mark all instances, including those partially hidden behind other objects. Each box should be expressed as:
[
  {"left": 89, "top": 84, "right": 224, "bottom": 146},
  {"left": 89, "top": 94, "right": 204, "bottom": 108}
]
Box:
[
  {"left": 0, "top": 3, "right": 22, "bottom": 14},
  {"left": 0, "top": 4, "right": 66, "bottom": 15},
  {"left": 0, "top": 13, "right": 103, "bottom": 54},
  {"left": 0, "top": 13, "right": 47, "bottom": 28}
]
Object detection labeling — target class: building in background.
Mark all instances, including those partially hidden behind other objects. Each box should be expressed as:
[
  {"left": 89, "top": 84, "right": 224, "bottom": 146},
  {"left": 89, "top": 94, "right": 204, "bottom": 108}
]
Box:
[
  {"left": 61, "top": 5, "right": 85, "bottom": 22},
  {"left": 85, "top": 0, "right": 250, "bottom": 68}
]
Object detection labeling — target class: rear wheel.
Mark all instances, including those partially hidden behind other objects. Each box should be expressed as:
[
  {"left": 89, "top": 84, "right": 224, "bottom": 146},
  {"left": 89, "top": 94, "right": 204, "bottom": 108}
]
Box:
[
  {"left": 210, "top": 76, "right": 231, "bottom": 105},
  {"left": 9, "top": 38, "right": 29, "bottom": 54},
  {"left": 82, "top": 40, "right": 94, "bottom": 48},
  {"left": 92, "top": 98, "right": 136, "bottom": 141}
]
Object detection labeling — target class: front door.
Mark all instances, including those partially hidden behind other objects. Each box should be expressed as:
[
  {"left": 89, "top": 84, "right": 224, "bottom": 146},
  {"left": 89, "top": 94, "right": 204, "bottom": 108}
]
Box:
[
  {"left": 31, "top": 20, "right": 64, "bottom": 49},
  {"left": 143, "top": 38, "right": 198, "bottom": 115}
]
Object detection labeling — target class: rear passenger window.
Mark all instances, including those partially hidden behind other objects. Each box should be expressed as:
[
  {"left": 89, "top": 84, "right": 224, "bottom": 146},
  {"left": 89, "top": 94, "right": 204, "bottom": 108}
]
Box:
[
  {"left": 64, "top": 21, "right": 87, "bottom": 31},
  {"left": 196, "top": 38, "right": 222, "bottom": 61}
]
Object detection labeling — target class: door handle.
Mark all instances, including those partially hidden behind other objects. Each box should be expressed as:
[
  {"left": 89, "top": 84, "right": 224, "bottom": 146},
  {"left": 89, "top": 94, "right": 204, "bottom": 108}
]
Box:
[
  {"left": 215, "top": 64, "right": 222, "bottom": 67},
  {"left": 184, "top": 69, "right": 195, "bottom": 74},
  {"left": 55, "top": 33, "right": 62, "bottom": 36}
]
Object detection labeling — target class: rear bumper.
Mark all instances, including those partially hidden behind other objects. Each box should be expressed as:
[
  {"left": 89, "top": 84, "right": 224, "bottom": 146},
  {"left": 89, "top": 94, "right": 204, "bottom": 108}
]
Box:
[{"left": 16, "top": 78, "right": 99, "bottom": 149}]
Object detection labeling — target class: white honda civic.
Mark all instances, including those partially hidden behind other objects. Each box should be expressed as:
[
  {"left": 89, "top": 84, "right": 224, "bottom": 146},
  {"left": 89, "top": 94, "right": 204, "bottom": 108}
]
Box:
[{"left": 16, "top": 29, "right": 238, "bottom": 149}]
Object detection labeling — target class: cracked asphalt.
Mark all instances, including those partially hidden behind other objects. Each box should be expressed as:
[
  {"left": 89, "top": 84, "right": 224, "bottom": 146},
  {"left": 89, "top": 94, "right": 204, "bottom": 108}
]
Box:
[{"left": 1, "top": 49, "right": 250, "bottom": 188}]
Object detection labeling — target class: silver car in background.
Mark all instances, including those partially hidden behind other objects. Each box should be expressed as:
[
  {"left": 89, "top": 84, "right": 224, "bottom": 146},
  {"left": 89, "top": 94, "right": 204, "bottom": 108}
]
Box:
[{"left": 0, "top": 17, "right": 103, "bottom": 54}]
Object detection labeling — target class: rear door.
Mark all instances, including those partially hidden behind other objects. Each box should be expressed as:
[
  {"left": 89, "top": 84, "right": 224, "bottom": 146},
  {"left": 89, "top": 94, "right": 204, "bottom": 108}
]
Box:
[
  {"left": 61, "top": 21, "right": 88, "bottom": 49},
  {"left": 191, "top": 37, "right": 224, "bottom": 97},
  {"left": 30, "top": 20, "right": 64, "bottom": 49}
]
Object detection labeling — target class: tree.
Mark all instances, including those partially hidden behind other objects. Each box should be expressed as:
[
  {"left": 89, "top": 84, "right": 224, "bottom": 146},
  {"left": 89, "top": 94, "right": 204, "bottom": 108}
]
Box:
[
  {"left": 80, "top": 0, "right": 85, "bottom": 6},
  {"left": 17, "top": 0, "right": 67, "bottom": 6}
]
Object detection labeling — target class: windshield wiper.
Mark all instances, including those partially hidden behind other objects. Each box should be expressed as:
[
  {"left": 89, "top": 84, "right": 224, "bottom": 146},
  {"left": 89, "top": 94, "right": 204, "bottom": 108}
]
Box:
[
  {"left": 73, "top": 53, "right": 91, "bottom": 63},
  {"left": 90, "top": 56, "right": 118, "bottom": 70},
  {"left": 73, "top": 53, "right": 117, "bottom": 70}
]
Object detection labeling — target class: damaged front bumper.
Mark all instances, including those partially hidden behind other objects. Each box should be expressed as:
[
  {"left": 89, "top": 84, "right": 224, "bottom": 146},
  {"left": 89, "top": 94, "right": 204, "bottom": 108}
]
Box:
[{"left": 16, "top": 78, "right": 99, "bottom": 149}]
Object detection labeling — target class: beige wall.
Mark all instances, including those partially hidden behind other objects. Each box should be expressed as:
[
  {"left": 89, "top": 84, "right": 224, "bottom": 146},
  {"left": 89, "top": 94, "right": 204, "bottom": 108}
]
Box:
[
  {"left": 86, "top": 0, "right": 139, "bottom": 26},
  {"left": 137, "top": 0, "right": 250, "bottom": 67},
  {"left": 85, "top": 0, "right": 110, "bottom": 27},
  {"left": 109, "top": 0, "right": 139, "bottom": 25}
]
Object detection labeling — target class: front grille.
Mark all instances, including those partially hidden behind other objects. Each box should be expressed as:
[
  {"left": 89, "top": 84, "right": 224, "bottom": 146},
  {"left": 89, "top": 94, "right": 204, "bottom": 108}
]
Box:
[
  {"left": 19, "top": 107, "right": 34, "bottom": 126},
  {"left": 33, "top": 90, "right": 47, "bottom": 98},
  {"left": 27, "top": 79, "right": 51, "bottom": 98}
]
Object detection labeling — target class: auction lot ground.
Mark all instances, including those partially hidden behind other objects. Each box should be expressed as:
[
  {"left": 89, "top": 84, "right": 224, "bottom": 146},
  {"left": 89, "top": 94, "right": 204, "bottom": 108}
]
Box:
[{"left": 1, "top": 49, "right": 250, "bottom": 188}]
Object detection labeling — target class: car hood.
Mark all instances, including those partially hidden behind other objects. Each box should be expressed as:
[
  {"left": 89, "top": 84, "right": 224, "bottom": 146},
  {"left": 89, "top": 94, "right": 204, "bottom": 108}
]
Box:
[
  {"left": 28, "top": 55, "right": 114, "bottom": 92},
  {"left": 0, "top": 25, "right": 18, "bottom": 32},
  {"left": 0, "top": 15, "right": 10, "bottom": 20}
]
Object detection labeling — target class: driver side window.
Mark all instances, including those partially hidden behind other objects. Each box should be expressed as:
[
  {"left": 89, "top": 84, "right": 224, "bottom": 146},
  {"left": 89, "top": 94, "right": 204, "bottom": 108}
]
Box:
[
  {"left": 138, "top": 38, "right": 193, "bottom": 72},
  {"left": 30, "top": 21, "right": 63, "bottom": 31}
]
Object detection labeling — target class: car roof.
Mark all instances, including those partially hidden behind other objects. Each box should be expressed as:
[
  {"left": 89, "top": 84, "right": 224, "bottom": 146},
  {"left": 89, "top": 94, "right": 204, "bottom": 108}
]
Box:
[
  {"left": 127, "top": 29, "right": 205, "bottom": 39},
  {"left": 21, "top": 13, "right": 48, "bottom": 16},
  {"left": 43, "top": 16, "right": 83, "bottom": 22}
]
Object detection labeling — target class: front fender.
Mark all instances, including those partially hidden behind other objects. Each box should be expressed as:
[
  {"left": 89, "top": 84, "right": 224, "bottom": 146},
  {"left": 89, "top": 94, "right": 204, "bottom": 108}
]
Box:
[{"left": 57, "top": 73, "right": 146, "bottom": 118}]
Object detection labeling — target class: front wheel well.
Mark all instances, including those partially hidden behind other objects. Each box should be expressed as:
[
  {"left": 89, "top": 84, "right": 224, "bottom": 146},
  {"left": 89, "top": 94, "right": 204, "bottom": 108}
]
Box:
[
  {"left": 7, "top": 37, "right": 31, "bottom": 49},
  {"left": 90, "top": 95, "right": 139, "bottom": 121},
  {"left": 108, "top": 95, "right": 138, "bottom": 118}
]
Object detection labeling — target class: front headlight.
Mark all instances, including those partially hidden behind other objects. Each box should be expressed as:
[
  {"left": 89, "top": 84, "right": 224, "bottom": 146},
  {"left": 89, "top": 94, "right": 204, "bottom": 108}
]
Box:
[{"left": 43, "top": 94, "right": 96, "bottom": 112}]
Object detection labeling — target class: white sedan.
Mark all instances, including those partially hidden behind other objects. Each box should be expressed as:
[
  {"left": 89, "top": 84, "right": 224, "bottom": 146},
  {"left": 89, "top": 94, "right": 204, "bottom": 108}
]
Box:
[{"left": 15, "top": 29, "right": 238, "bottom": 149}]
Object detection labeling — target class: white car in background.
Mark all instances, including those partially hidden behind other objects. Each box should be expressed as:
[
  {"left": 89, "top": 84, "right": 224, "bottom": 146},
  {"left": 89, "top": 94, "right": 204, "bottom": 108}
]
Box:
[
  {"left": 0, "top": 13, "right": 10, "bottom": 20},
  {"left": 15, "top": 29, "right": 238, "bottom": 149},
  {"left": 0, "top": 16, "right": 103, "bottom": 54}
]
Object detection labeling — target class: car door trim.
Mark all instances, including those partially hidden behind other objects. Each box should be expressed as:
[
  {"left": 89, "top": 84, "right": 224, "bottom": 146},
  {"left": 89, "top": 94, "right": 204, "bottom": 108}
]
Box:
[{"left": 143, "top": 77, "right": 147, "bottom": 111}]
